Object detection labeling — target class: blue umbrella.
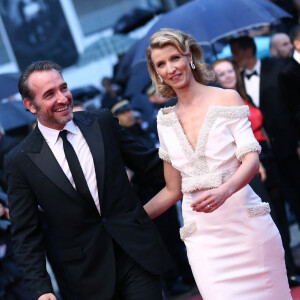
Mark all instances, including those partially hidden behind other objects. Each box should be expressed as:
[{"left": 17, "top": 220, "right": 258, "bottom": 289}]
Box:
[
  {"left": 217, "top": 36, "right": 271, "bottom": 59},
  {"left": 131, "top": 0, "right": 291, "bottom": 67},
  {"left": 0, "top": 101, "right": 36, "bottom": 132},
  {"left": 124, "top": 62, "right": 152, "bottom": 97},
  {"left": 0, "top": 73, "right": 20, "bottom": 100}
]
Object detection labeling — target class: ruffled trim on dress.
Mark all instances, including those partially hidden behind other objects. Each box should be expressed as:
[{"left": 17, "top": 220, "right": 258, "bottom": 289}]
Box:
[
  {"left": 158, "top": 148, "right": 171, "bottom": 163},
  {"left": 246, "top": 202, "right": 270, "bottom": 217},
  {"left": 182, "top": 173, "right": 222, "bottom": 193},
  {"left": 179, "top": 220, "right": 197, "bottom": 241},
  {"left": 236, "top": 142, "right": 262, "bottom": 161},
  {"left": 181, "top": 168, "right": 236, "bottom": 194},
  {"left": 157, "top": 105, "right": 250, "bottom": 127},
  {"left": 157, "top": 106, "right": 176, "bottom": 126},
  {"left": 210, "top": 105, "right": 250, "bottom": 119}
]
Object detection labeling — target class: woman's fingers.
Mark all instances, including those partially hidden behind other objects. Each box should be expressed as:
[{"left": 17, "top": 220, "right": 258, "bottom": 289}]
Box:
[
  {"left": 190, "top": 192, "right": 210, "bottom": 208},
  {"left": 193, "top": 200, "right": 216, "bottom": 212}
]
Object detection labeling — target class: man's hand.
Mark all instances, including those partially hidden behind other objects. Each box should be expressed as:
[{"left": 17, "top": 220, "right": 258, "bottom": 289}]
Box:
[
  {"left": 38, "top": 293, "right": 57, "bottom": 300},
  {"left": 258, "top": 161, "right": 267, "bottom": 182},
  {"left": 297, "top": 146, "right": 300, "bottom": 159}
]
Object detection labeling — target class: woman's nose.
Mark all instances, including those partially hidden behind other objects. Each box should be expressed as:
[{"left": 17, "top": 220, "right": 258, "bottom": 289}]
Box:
[{"left": 167, "top": 62, "right": 176, "bottom": 73}]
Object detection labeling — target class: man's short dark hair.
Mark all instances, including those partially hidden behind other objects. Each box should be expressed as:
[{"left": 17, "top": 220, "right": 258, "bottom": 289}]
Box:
[
  {"left": 229, "top": 36, "right": 257, "bottom": 56},
  {"left": 18, "top": 60, "right": 63, "bottom": 101},
  {"left": 289, "top": 25, "right": 300, "bottom": 43}
]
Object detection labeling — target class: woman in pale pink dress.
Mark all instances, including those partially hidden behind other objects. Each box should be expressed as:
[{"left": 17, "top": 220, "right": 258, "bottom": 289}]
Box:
[{"left": 143, "top": 28, "right": 291, "bottom": 300}]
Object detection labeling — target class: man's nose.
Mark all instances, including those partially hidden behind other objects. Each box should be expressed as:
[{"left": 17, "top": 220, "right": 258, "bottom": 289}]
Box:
[{"left": 57, "top": 92, "right": 68, "bottom": 102}]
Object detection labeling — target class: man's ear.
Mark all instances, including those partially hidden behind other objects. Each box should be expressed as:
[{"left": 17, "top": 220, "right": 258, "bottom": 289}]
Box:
[
  {"left": 293, "top": 39, "right": 300, "bottom": 52},
  {"left": 269, "top": 47, "right": 276, "bottom": 57},
  {"left": 23, "top": 99, "right": 37, "bottom": 114}
]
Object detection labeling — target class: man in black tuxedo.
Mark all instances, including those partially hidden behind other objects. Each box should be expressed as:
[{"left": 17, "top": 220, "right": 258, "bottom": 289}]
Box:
[
  {"left": 102, "top": 97, "right": 194, "bottom": 296},
  {"left": 230, "top": 36, "right": 300, "bottom": 286},
  {"left": 279, "top": 25, "right": 300, "bottom": 146},
  {"left": 4, "top": 61, "right": 171, "bottom": 300}
]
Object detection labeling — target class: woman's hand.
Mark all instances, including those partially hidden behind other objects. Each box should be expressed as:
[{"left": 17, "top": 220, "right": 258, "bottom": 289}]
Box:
[
  {"left": 191, "top": 152, "right": 260, "bottom": 213},
  {"left": 190, "top": 186, "right": 231, "bottom": 213}
]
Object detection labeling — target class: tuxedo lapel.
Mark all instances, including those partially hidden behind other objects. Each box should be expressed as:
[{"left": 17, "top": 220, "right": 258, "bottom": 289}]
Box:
[
  {"left": 26, "top": 128, "right": 77, "bottom": 199},
  {"left": 26, "top": 126, "right": 99, "bottom": 213},
  {"left": 25, "top": 114, "right": 106, "bottom": 210},
  {"left": 74, "top": 114, "right": 105, "bottom": 206},
  {"left": 291, "top": 59, "right": 300, "bottom": 78}
]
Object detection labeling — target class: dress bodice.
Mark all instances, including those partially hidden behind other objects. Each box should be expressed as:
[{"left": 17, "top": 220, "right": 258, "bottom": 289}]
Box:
[{"left": 157, "top": 105, "right": 261, "bottom": 194}]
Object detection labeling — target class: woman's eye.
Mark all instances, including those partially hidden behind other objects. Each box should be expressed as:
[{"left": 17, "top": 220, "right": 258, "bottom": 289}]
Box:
[
  {"left": 172, "top": 56, "right": 180, "bottom": 61},
  {"left": 157, "top": 62, "right": 164, "bottom": 68}
]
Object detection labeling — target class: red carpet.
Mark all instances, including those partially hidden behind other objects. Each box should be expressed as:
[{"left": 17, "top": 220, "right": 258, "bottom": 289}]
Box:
[{"left": 184, "top": 287, "right": 300, "bottom": 300}]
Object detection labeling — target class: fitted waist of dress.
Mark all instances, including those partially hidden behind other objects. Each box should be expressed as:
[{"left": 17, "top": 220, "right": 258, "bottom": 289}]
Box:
[{"left": 181, "top": 167, "right": 238, "bottom": 194}]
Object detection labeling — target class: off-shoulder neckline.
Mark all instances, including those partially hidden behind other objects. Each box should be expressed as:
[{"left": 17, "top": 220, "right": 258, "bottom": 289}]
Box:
[
  {"left": 157, "top": 104, "right": 250, "bottom": 154},
  {"left": 159, "top": 104, "right": 249, "bottom": 116}
]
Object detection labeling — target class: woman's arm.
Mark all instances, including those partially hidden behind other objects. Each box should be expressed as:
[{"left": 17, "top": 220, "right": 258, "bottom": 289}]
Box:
[
  {"left": 144, "top": 161, "right": 182, "bottom": 219},
  {"left": 191, "top": 152, "right": 259, "bottom": 213}
]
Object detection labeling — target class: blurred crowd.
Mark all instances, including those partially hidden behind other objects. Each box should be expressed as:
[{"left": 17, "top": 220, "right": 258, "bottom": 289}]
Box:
[{"left": 0, "top": 0, "right": 300, "bottom": 299}]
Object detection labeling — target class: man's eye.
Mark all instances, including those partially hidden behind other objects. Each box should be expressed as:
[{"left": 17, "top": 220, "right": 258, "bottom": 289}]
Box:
[{"left": 46, "top": 93, "right": 53, "bottom": 98}]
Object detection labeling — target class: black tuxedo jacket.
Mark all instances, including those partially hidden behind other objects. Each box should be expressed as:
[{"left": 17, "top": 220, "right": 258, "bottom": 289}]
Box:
[
  {"left": 0, "top": 134, "right": 19, "bottom": 190},
  {"left": 242, "top": 57, "right": 298, "bottom": 159},
  {"left": 278, "top": 58, "right": 300, "bottom": 141},
  {"left": 5, "top": 109, "right": 171, "bottom": 300}
]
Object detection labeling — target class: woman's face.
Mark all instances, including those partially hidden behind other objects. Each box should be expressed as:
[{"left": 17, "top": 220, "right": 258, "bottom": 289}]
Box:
[
  {"left": 151, "top": 45, "right": 193, "bottom": 90},
  {"left": 213, "top": 61, "right": 237, "bottom": 90}
]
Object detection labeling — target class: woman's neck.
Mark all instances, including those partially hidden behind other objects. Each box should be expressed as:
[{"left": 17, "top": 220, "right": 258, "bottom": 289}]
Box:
[{"left": 175, "top": 80, "right": 205, "bottom": 108}]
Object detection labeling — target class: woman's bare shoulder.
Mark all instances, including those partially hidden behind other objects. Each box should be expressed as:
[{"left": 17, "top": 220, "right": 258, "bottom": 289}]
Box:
[{"left": 208, "top": 87, "right": 244, "bottom": 107}]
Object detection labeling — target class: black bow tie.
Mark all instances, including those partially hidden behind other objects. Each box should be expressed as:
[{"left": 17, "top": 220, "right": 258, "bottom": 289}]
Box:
[{"left": 245, "top": 71, "right": 258, "bottom": 80}]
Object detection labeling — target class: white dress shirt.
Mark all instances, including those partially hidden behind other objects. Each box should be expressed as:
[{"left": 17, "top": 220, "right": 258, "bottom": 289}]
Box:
[
  {"left": 244, "top": 59, "right": 261, "bottom": 107},
  {"left": 293, "top": 49, "right": 300, "bottom": 65},
  {"left": 38, "top": 120, "right": 100, "bottom": 214}
]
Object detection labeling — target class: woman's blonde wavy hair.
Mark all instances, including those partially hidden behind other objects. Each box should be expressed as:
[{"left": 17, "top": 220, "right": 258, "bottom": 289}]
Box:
[{"left": 146, "top": 28, "right": 215, "bottom": 98}]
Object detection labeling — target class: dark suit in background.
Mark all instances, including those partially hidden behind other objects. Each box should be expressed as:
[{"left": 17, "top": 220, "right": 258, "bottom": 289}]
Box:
[
  {"left": 245, "top": 58, "right": 298, "bottom": 160},
  {"left": 242, "top": 57, "right": 300, "bottom": 277},
  {"left": 5, "top": 109, "right": 171, "bottom": 300},
  {"left": 279, "top": 58, "right": 300, "bottom": 141}
]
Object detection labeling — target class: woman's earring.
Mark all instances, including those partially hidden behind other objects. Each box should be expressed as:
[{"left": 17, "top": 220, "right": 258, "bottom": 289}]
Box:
[
  {"left": 190, "top": 61, "right": 196, "bottom": 69},
  {"left": 158, "top": 75, "right": 163, "bottom": 83}
]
